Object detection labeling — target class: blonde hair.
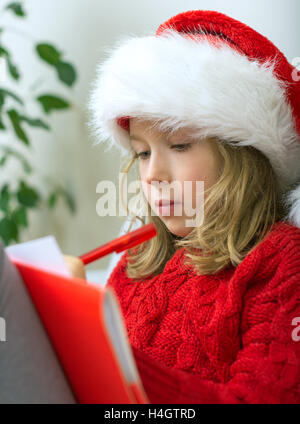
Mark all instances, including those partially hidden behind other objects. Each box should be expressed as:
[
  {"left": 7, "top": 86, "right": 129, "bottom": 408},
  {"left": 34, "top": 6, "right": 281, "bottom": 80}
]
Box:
[{"left": 118, "top": 135, "right": 290, "bottom": 279}]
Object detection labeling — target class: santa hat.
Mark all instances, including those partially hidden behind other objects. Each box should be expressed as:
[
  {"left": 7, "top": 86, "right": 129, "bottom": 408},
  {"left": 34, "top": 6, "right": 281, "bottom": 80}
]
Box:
[{"left": 87, "top": 9, "right": 300, "bottom": 229}]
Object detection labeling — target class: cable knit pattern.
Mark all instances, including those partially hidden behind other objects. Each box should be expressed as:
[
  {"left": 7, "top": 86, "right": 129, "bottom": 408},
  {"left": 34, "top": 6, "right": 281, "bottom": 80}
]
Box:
[{"left": 106, "top": 221, "right": 300, "bottom": 403}]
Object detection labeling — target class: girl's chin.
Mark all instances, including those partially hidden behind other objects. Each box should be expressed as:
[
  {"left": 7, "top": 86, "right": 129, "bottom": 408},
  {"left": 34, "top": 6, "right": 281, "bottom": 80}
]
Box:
[{"left": 164, "top": 222, "right": 193, "bottom": 238}]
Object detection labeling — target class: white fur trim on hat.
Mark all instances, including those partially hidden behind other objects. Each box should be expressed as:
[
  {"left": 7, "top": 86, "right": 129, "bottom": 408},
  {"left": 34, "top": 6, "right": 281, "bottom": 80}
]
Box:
[{"left": 86, "top": 28, "right": 300, "bottom": 227}]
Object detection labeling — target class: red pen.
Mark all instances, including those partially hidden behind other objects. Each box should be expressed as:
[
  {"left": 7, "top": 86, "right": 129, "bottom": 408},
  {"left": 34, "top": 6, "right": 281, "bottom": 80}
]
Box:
[{"left": 78, "top": 223, "right": 157, "bottom": 266}]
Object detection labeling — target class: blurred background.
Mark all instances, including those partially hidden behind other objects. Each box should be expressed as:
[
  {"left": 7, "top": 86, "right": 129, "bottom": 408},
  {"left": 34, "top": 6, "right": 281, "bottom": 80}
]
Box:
[{"left": 1, "top": 0, "right": 299, "bottom": 281}]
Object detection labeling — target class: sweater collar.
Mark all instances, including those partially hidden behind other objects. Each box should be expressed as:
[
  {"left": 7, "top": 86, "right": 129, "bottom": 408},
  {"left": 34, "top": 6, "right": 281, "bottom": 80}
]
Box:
[{"left": 162, "top": 247, "right": 196, "bottom": 274}]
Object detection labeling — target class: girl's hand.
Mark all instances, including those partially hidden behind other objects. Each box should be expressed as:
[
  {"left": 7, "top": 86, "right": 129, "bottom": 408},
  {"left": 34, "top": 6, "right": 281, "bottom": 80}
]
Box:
[{"left": 63, "top": 255, "right": 86, "bottom": 280}]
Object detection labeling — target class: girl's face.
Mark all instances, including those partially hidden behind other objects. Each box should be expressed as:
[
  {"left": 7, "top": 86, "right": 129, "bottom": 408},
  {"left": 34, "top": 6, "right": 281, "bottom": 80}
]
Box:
[{"left": 129, "top": 118, "right": 221, "bottom": 237}]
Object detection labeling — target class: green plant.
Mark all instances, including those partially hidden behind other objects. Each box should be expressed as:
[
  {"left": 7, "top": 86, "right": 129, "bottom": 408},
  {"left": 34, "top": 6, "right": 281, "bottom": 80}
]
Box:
[{"left": 0, "top": 1, "right": 78, "bottom": 245}]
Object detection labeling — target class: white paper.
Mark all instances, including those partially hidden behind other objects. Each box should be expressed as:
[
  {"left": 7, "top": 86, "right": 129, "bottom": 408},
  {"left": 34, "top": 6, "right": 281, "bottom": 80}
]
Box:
[{"left": 5, "top": 235, "right": 72, "bottom": 278}]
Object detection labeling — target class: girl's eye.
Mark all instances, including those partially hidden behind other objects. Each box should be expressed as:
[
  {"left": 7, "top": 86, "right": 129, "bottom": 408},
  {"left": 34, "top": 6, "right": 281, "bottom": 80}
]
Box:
[
  {"left": 172, "top": 143, "right": 192, "bottom": 151},
  {"left": 137, "top": 151, "right": 150, "bottom": 160},
  {"left": 136, "top": 143, "right": 192, "bottom": 160}
]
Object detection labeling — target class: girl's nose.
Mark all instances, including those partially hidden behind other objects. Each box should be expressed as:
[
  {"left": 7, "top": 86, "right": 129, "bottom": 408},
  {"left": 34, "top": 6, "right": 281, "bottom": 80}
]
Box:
[{"left": 145, "top": 154, "right": 171, "bottom": 186}]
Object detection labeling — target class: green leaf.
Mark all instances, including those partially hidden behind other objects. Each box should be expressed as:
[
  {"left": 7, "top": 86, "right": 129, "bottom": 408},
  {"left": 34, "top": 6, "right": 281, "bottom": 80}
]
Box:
[
  {"left": 0, "top": 184, "right": 10, "bottom": 212},
  {"left": 0, "top": 88, "right": 24, "bottom": 106},
  {"left": 19, "top": 115, "right": 50, "bottom": 130},
  {"left": 7, "top": 109, "right": 29, "bottom": 144},
  {"left": 0, "top": 114, "right": 5, "bottom": 130},
  {"left": 0, "top": 155, "right": 6, "bottom": 166},
  {"left": 17, "top": 181, "right": 40, "bottom": 207},
  {"left": 5, "top": 2, "right": 26, "bottom": 17},
  {"left": 0, "top": 91, "right": 4, "bottom": 109},
  {"left": 36, "top": 94, "right": 70, "bottom": 114},
  {"left": 0, "top": 216, "right": 19, "bottom": 245},
  {"left": 59, "top": 188, "right": 76, "bottom": 213},
  {"left": 47, "top": 187, "right": 75, "bottom": 213},
  {"left": 0, "top": 46, "right": 20, "bottom": 80},
  {"left": 48, "top": 192, "right": 57, "bottom": 208},
  {"left": 50, "top": 186, "right": 76, "bottom": 213},
  {"left": 0, "top": 145, "right": 32, "bottom": 174},
  {"left": 6, "top": 55, "right": 20, "bottom": 80},
  {"left": 11, "top": 205, "right": 28, "bottom": 228},
  {"left": 0, "top": 46, "right": 9, "bottom": 57},
  {"left": 55, "top": 61, "right": 76, "bottom": 86},
  {"left": 35, "top": 43, "right": 62, "bottom": 65}
]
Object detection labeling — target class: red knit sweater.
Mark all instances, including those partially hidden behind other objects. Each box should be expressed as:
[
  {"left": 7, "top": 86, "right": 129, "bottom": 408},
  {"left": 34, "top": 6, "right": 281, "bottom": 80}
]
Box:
[{"left": 106, "top": 221, "right": 300, "bottom": 404}]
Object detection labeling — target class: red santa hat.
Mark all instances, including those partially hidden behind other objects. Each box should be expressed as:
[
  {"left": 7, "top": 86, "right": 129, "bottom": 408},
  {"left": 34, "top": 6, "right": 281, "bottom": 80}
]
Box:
[{"left": 87, "top": 9, "right": 300, "bottom": 228}]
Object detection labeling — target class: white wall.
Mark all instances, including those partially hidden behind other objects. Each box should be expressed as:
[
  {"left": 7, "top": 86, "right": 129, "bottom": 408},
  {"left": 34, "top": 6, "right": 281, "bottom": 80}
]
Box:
[{"left": 1, "top": 0, "right": 299, "bottom": 273}]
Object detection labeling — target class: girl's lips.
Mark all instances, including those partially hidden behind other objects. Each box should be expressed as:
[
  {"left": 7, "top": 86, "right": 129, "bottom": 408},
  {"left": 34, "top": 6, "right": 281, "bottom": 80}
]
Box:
[
  {"left": 158, "top": 202, "right": 182, "bottom": 216},
  {"left": 155, "top": 199, "right": 181, "bottom": 206}
]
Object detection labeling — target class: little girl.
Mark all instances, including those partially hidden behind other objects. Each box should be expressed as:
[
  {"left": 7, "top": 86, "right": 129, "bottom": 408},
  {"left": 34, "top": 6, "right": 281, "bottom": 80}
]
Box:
[{"left": 65, "top": 10, "right": 300, "bottom": 403}]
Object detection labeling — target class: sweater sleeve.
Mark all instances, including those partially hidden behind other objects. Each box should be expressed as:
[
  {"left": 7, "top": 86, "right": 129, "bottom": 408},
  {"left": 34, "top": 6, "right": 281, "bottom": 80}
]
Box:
[{"left": 131, "top": 239, "right": 300, "bottom": 404}]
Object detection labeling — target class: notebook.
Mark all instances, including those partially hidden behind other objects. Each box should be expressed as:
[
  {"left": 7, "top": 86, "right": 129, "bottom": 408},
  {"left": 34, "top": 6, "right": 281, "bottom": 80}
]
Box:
[{"left": 5, "top": 236, "right": 149, "bottom": 404}]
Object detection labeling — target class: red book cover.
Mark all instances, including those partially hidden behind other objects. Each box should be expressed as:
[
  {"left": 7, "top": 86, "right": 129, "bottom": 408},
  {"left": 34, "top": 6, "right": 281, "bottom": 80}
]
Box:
[{"left": 10, "top": 257, "right": 149, "bottom": 404}]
